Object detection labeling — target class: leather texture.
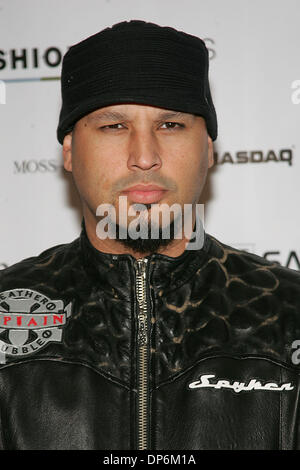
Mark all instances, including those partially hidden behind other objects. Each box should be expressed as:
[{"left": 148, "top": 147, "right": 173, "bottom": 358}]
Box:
[{"left": 0, "top": 224, "right": 300, "bottom": 450}]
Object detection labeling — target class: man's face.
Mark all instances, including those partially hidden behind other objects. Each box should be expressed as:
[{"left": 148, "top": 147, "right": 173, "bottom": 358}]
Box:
[{"left": 63, "top": 103, "right": 214, "bottom": 253}]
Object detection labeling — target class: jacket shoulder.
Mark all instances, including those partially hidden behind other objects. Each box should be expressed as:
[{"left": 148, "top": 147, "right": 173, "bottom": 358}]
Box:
[
  {"left": 205, "top": 232, "right": 300, "bottom": 286},
  {"left": 201, "top": 233, "right": 300, "bottom": 365},
  {"left": 0, "top": 237, "right": 82, "bottom": 292}
]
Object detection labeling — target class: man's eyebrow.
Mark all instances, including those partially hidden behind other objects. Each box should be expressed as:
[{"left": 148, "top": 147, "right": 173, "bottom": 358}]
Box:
[
  {"left": 87, "top": 111, "right": 129, "bottom": 123},
  {"left": 87, "top": 110, "right": 193, "bottom": 123},
  {"left": 155, "top": 111, "right": 193, "bottom": 121}
]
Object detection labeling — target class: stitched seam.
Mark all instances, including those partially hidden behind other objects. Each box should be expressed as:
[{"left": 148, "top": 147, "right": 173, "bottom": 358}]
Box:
[
  {"left": 153, "top": 354, "right": 300, "bottom": 390},
  {"left": 0, "top": 405, "right": 7, "bottom": 449},
  {"left": 279, "top": 367, "right": 283, "bottom": 449},
  {"left": 0, "top": 357, "right": 130, "bottom": 391}
]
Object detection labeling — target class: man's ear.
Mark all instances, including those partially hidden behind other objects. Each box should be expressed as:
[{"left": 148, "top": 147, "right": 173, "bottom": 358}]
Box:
[
  {"left": 207, "top": 135, "right": 214, "bottom": 169},
  {"left": 62, "top": 133, "right": 73, "bottom": 172}
]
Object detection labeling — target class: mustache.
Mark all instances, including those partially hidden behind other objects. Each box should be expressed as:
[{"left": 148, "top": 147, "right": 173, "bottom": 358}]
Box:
[{"left": 114, "top": 177, "right": 177, "bottom": 193}]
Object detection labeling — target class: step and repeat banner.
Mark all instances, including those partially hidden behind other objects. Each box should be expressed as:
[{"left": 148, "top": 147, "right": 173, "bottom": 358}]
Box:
[{"left": 0, "top": 0, "right": 299, "bottom": 270}]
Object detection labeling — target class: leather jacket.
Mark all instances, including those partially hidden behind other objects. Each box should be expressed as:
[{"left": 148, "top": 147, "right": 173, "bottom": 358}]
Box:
[{"left": 0, "top": 223, "right": 300, "bottom": 450}]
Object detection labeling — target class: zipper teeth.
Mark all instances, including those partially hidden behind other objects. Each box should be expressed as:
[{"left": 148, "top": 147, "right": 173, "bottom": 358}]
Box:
[
  {"left": 138, "top": 346, "right": 148, "bottom": 448},
  {"left": 135, "top": 258, "right": 149, "bottom": 450}
]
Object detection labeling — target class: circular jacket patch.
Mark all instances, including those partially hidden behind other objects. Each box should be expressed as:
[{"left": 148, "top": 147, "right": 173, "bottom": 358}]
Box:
[{"left": 0, "top": 288, "right": 72, "bottom": 361}]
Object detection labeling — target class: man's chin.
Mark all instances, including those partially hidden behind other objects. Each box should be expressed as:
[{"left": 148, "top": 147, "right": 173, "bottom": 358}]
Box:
[
  {"left": 116, "top": 232, "right": 175, "bottom": 255},
  {"left": 114, "top": 220, "right": 177, "bottom": 255}
]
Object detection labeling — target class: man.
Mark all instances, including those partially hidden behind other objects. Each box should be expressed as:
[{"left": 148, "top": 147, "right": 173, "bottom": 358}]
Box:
[{"left": 0, "top": 19, "right": 300, "bottom": 451}]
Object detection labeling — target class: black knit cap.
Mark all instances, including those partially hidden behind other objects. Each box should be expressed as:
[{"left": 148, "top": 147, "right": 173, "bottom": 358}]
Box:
[{"left": 57, "top": 20, "right": 217, "bottom": 144}]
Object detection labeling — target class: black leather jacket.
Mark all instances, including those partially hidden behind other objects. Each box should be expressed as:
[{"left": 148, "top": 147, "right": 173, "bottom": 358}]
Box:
[{"left": 0, "top": 225, "right": 300, "bottom": 450}]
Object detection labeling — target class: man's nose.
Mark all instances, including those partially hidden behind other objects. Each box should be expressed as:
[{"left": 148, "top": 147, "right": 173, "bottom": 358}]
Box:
[{"left": 127, "top": 128, "right": 162, "bottom": 171}]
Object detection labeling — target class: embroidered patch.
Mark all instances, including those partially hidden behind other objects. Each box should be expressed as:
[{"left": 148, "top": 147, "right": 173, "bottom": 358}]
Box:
[
  {"left": 0, "top": 288, "right": 71, "bottom": 361},
  {"left": 188, "top": 374, "right": 294, "bottom": 393}
]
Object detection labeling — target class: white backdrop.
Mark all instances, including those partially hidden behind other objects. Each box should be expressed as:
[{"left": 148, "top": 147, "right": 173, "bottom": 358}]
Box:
[{"left": 0, "top": 0, "right": 299, "bottom": 270}]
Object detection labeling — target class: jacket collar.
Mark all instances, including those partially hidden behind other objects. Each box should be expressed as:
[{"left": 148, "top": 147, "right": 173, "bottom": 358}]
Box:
[{"left": 79, "top": 219, "right": 211, "bottom": 297}]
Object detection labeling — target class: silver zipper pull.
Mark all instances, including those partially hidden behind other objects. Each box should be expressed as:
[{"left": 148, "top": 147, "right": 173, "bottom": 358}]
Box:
[{"left": 135, "top": 258, "right": 148, "bottom": 346}]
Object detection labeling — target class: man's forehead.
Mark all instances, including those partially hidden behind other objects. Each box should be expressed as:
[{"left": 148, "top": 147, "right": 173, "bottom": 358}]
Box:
[{"left": 86, "top": 104, "right": 197, "bottom": 122}]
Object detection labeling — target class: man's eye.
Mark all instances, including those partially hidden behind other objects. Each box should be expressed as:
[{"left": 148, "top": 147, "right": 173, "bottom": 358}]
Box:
[
  {"left": 160, "top": 122, "right": 185, "bottom": 129},
  {"left": 101, "top": 123, "right": 124, "bottom": 130}
]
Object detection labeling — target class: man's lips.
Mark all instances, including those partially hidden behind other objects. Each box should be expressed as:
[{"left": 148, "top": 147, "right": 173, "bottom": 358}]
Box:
[{"left": 121, "top": 184, "right": 168, "bottom": 203}]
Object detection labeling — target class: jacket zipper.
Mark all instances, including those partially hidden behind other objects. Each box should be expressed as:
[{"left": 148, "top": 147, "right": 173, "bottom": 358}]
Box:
[{"left": 135, "top": 257, "right": 150, "bottom": 450}]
